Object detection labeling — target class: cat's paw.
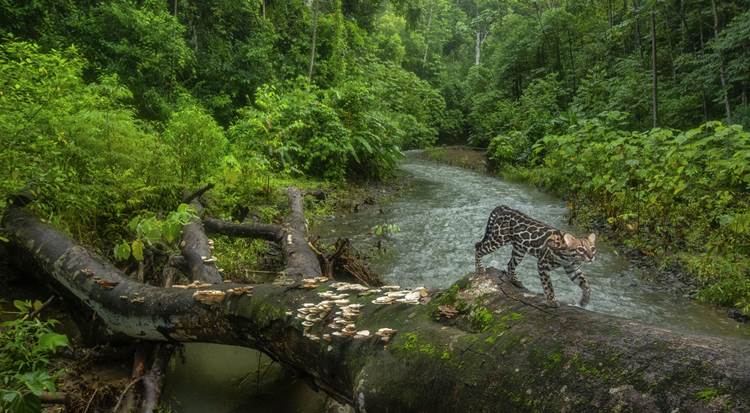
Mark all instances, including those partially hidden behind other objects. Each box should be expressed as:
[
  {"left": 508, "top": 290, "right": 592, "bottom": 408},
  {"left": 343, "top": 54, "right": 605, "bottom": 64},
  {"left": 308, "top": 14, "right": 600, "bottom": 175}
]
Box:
[
  {"left": 579, "top": 290, "right": 591, "bottom": 307},
  {"left": 545, "top": 300, "right": 560, "bottom": 308},
  {"left": 508, "top": 277, "right": 524, "bottom": 288}
]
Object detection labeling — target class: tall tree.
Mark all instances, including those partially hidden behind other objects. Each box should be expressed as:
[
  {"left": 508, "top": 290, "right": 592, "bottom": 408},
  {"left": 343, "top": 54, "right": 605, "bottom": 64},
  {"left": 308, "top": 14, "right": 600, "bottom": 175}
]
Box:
[
  {"left": 711, "top": 0, "right": 732, "bottom": 123},
  {"left": 309, "top": 0, "right": 320, "bottom": 81},
  {"left": 651, "top": 7, "right": 658, "bottom": 127}
]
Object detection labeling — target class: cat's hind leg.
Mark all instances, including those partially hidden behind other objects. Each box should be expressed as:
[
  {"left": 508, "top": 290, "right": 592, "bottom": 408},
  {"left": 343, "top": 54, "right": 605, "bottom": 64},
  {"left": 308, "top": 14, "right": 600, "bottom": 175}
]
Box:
[{"left": 475, "top": 236, "right": 505, "bottom": 276}]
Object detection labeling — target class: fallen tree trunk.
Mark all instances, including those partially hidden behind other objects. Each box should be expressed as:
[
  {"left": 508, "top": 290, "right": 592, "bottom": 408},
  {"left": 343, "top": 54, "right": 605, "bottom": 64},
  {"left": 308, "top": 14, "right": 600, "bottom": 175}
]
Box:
[
  {"left": 203, "top": 218, "right": 282, "bottom": 241},
  {"left": 280, "top": 187, "right": 321, "bottom": 278},
  {"left": 4, "top": 206, "right": 749, "bottom": 412},
  {"left": 179, "top": 193, "right": 223, "bottom": 284}
]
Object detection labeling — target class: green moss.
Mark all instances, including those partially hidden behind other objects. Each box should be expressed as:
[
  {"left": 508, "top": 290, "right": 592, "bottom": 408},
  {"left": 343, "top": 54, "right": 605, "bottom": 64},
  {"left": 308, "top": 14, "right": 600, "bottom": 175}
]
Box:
[
  {"left": 401, "top": 332, "right": 419, "bottom": 351},
  {"left": 545, "top": 351, "right": 563, "bottom": 368},
  {"left": 393, "top": 332, "right": 451, "bottom": 360},
  {"left": 430, "top": 284, "right": 469, "bottom": 320},
  {"left": 419, "top": 343, "right": 437, "bottom": 356},
  {"left": 470, "top": 306, "right": 495, "bottom": 331},
  {"left": 245, "top": 300, "right": 285, "bottom": 329},
  {"left": 696, "top": 387, "right": 719, "bottom": 402}
]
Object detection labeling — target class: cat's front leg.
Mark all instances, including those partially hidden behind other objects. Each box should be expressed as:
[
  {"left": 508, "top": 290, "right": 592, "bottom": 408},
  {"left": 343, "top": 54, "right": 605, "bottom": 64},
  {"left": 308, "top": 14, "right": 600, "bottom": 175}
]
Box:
[
  {"left": 565, "top": 264, "right": 591, "bottom": 306},
  {"left": 537, "top": 261, "right": 559, "bottom": 307},
  {"left": 578, "top": 275, "right": 591, "bottom": 306}
]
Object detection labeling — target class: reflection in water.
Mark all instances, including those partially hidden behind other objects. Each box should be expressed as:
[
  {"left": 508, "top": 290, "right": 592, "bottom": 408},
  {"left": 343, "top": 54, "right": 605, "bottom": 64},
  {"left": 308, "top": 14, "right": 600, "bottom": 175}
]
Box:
[
  {"left": 161, "top": 344, "right": 327, "bottom": 413},
  {"left": 317, "top": 154, "right": 749, "bottom": 339}
]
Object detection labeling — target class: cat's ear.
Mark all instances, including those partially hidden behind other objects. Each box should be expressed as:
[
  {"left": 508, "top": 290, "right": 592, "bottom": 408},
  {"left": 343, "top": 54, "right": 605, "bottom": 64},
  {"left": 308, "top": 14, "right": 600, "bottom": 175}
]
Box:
[
  {"left": 587, "top": 233, "right": 596, "bottom": 244},
  {"left": 563, "top": 233, "right": 578, "bottom": 249}
]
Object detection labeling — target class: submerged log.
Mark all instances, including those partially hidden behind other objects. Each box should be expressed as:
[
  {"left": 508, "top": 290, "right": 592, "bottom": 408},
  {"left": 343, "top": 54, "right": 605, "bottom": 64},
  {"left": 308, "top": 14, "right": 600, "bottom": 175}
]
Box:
[{"left": 4, "top": 206, "right": 750, "bottom": 412}]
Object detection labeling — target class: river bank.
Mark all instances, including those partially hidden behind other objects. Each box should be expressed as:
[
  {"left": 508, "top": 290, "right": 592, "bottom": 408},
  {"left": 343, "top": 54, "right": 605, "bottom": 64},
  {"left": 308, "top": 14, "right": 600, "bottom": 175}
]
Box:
[{"left": 419, "top": 146, "right": 749, "bottom": 324}]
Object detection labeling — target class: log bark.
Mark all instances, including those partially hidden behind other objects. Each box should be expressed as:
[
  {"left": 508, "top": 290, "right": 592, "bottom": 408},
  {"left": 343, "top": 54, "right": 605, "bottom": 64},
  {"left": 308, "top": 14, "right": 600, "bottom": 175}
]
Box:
[
  {"left": 282, "top": 187, "right": 322, "bottom": 278},
  {"left": 203, "top": 218, "right": 282, "bottom": 241},
  {"left": 4, "top": 206, "right": 750, "bottom": 412},
  {"left": 179, "top": 196, "right": 223, "bottom": 284}
]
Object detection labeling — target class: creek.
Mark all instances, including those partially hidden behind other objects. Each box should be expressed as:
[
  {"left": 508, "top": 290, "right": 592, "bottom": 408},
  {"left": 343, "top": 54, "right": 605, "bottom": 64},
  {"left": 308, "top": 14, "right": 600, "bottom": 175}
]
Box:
[{"left": 162, "top": 153, "right": 748, "bottom": 412}]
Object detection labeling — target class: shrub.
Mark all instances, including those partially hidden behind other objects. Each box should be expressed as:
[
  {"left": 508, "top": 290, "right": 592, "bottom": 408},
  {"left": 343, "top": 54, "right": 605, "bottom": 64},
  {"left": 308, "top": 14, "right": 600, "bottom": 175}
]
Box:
[
  {"left": 0, "top": 41, "right": 180, "bottom": 242},
  {"left": 0, "top": 299, "right": 69, "bottom": 413}
]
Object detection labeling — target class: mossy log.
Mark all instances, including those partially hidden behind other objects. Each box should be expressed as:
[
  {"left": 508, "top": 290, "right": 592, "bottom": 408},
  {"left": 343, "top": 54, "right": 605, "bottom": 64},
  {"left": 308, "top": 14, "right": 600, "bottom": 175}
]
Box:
[{"left": 3, "top": 206, "right": 749, "bottom": 412}]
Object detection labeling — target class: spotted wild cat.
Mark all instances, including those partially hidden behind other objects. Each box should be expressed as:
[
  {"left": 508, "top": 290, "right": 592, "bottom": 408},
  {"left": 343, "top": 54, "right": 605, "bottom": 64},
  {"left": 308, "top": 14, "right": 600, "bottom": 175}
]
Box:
[{"left": 475, "top": 205, "right": 596, "bottom": 307}]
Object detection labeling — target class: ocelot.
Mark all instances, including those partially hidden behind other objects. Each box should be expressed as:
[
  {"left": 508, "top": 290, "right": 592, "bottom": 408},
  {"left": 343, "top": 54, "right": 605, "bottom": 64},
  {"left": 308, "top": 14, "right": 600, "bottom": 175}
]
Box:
[{"left": 474, "top": 205, "right": 596, "bottom": 307}]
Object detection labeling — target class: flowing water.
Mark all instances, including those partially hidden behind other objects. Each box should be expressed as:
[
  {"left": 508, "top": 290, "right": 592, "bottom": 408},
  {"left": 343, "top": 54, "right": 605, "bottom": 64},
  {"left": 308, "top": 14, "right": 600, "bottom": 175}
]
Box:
[
  {"left": 317, "top": 153, "right": 749, "bottom": 339},
  {"left": 163, "top": 152, "right": 748, "bottom": 413}
]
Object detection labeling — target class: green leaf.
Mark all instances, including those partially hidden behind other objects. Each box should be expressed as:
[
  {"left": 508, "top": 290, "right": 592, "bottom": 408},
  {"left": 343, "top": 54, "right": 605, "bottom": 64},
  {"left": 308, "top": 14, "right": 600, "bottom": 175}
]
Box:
[
  {"left": 19, "top": 371, "right": 54, "bottom": 395},
  {"left": 32, "top": 300, "right": 43, "bottom": 312},
  {"left": 131, "top": 239, "right": 144, "bottom": 262},
  {"left": 113, "top": 241, "right": 131, "bottom": 261},
  {"left": 162, "top": 219, "right": 182, "bottom": 244},
  {"left": 13, "top": 392, "right": 42, "bottom": 413},
  {"left": 37, "top": 332, "right": 69, "bottom": 352},
  {"left": 13, "top": 300, "right": 31, "bottom": 313}
]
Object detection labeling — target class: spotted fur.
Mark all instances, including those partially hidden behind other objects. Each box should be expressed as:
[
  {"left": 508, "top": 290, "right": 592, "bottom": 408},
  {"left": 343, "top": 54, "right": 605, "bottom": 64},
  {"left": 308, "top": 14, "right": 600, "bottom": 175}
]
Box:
[{"left": 475, "top": 205, "right": 596, "bottom": 307}]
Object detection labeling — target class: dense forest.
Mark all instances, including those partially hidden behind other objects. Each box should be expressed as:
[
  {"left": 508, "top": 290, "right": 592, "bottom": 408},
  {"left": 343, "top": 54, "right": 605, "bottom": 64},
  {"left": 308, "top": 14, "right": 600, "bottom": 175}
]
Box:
[{"left": 1, "top": 0, "right": 749, "bottom": 411}]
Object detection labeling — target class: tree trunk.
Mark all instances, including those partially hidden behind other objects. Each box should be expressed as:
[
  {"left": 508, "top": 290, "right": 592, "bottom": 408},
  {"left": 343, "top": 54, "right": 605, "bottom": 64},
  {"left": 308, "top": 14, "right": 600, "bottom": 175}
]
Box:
[
  {"left": 422, "top": 0, "right": 434, "bottom": 65},
  {"left": 633, "top": 0, "right": 644, "bottom": 62},
  {"left": 651, "top": 9, "right": 658, "bottom": 128},
  {"left": 568, "top": 30, "right": 577, "bottom": 92},
  {"left": 180, "top": 196, "right": 223, "bottom": 284},
  {"left": 203, "top": 218, "right": 282, "bottom": 241},
  {"left": 308, "top": 0, "right": 319, "bottom": 82},
  {"left": 711, "top": 0, "right": 732, "bottom": 123},
  {"left": 4, "top": 206, "right": 750, "bottom": 412},
  {"left": 282, "top": 187, "right": 322, "bottom": 278},
  {"left": 475, "top": 31, "right": 481, "bottom": 65},
  {"left": 699, "top": 12, "right": 710, "bottom": 121}
]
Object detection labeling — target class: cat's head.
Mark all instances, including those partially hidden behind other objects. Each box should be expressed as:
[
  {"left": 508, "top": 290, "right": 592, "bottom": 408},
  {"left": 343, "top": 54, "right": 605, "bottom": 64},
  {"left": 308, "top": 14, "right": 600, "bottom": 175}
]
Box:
[{"left": 563, "top": 233, "right": 597, "bottom": 262}]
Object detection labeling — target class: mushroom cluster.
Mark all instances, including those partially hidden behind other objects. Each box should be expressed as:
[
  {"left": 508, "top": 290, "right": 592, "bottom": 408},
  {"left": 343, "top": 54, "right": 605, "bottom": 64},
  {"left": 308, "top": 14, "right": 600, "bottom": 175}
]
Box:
[
  {"left": 172, "top": 280, "right": 213, "bottom": 289},
  {"left": 289, "top": 280, "right": 423, "bottom": 345},
  {"left": 376, "top": 328, "right": 397, "bottom": 343},
  {"left": 328, "top": 302, "right": 369, "bottom": 339},
  {"left": 302, "top": 276, "right": 330, "bottom": 289},
  {"left": 371, "top": 286, "right": 428, "bottom": 305}
]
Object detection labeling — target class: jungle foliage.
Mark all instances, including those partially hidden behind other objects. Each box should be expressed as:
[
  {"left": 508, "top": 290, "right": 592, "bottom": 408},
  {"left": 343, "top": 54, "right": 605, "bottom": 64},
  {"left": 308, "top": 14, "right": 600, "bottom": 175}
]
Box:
[
  {"left": 0, "top": 299, "right": 69, "bottom": 413},
  {"left": 0, "top": 0, "right": 445, "bottom": 245}
]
